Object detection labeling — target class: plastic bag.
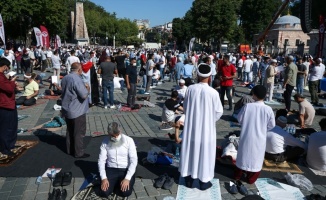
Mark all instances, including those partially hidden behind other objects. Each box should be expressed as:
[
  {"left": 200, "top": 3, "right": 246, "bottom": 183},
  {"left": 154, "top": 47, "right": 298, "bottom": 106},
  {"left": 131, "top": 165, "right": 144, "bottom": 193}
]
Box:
[
  {"left": 146, "top": 147, "right": 162, "bottom": 164},
  {"left": 284, "top": 172, "right": 313, "bottom": 191}
]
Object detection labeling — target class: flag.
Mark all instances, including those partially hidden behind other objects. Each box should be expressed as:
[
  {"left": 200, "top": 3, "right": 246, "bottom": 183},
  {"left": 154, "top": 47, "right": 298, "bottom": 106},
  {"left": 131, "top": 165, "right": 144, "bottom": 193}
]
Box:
[
  {"left": 40, "top": 25, "right": 50, "bottom": 48},
  {"left": 0, "top": 14, "right": 5, "bottom": 47},
  {"left": 33, "top": 27, "right": 43, "bottom": 47},
  {"left": 55, "top": 35, "right": 61, "bottom": 49},
  {"left": 189, "top": 37, "right": 196, "bottom": 51},
  {"left": 318, "top": 15, "right": 325, "bottom": 58}
]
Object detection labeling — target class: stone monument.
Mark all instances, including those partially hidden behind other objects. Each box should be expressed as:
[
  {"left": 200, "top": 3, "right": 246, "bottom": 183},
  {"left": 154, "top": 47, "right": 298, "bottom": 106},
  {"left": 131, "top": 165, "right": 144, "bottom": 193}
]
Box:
[{"left": 71, "top": 2, "right": 89, "bottom": 46}]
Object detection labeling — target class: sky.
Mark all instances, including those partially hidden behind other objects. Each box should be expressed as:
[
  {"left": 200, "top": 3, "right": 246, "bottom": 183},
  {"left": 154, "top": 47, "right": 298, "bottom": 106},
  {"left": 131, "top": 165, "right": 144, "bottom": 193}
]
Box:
[{"left": 90, "top": 0, "right": 193, "bottom": 27}]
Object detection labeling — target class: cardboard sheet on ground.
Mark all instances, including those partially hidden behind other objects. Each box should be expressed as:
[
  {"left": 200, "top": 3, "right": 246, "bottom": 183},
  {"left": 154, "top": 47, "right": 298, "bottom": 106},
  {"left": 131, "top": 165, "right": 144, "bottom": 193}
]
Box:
[
  {"left": 255, "top": 178, "right": 304, "bottom": 200},
  {"left": 51, "top": 76, "right": 58, "bottom": 84},
  {"left": 42, "top": 168, "right": 62, "bottom": 178},
  {"left": 176, "top": 178, "right": 221, "bottom": 200}
]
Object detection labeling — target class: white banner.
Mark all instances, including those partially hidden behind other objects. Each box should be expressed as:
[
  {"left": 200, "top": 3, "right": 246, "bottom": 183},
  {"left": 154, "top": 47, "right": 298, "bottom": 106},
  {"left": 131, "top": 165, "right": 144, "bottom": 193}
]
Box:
[
  {"left": 33, "top": 27, "right": 43, "bottom": 47},
  {"left": 56, "top": 35, "right": 61, "bottom": 48},
  {"left": 0, "top": 14, "right": 5, "bottom": 47},
  {"left": 189, "top": 37, "right": 195, "bottom": 51}
]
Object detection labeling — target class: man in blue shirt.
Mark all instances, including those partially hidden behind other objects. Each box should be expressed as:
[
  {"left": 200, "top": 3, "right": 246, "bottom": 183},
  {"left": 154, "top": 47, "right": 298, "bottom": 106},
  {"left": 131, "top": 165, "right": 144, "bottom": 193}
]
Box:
[
  {"left": 258, "top": 56, "right": 270, "bottom": 86},
  {"left": 175, "top": 57, "right": 184, "bottom": 85},
  {"left": 0, "top": 47, "right": 4, "bottom": 57},
  {"left": 61, "top": 62, "right": 90, "bottom": 158}
]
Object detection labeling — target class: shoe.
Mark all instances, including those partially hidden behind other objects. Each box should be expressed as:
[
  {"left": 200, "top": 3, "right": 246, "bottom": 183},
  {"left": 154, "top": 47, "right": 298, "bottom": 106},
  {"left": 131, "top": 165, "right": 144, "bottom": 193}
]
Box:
[
  {"left": 48, "top": 188, "right": 60, "bottom": 200},
  {"left": 229, "top": 181, "right": 238, "bottom": 194},
  {"left": 104, "top": 106, "right": 108, "bottom": 109},
  {"left": 144, "top": 92, "right": 150, "bottom": 95},
  {"left": 150, "top": 86, "right": 156, "bottom": 89},
  {"left": 61, "top": 172, "right": 72, "bottom": 186},
  {"left": 236, "top": 180, "right": 248, "bottom": 196},
  {"left": 110, "top": 105, "right": 116, "bottom": 109},
  {"left": 75, "top": 153, "right": 90, "bottom": 158},
  {"left": 52, "top": 172, "right": 64, "bottom": 187},
  {"left": 160, "top": 124, "right": 173, "bottom": 130},
  {"left": 199, "top": 180, "right": 212, "bottom": 191},
  {"left": 162, "top": 176, "right": 174, "bottom": 190},
  {"left": 57, "top": 189, "right": 67, "bottom": 200},
  {"left": 154, "top": 174, "right": 167, "bottom": 188}
]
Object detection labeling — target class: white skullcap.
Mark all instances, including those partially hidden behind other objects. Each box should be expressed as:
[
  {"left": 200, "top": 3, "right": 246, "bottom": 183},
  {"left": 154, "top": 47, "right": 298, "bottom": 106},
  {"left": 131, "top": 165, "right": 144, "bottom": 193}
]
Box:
[
  {"left": 179, "top": 79, "right": 185, "bottom": 84},
  {"left": 197, "top": 63, "right": 212, "bottom": 78}
]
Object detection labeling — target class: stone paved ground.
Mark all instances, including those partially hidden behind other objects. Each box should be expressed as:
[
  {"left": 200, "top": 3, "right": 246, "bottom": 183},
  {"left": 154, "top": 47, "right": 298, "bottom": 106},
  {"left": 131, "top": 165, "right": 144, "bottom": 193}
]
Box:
[{"left": 1, "top": 70, "right": 326, "bottom": 200}]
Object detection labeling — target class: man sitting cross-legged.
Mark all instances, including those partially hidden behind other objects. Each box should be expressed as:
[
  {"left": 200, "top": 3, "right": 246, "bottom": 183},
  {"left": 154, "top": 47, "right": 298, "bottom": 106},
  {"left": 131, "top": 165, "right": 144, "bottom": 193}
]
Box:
[
  {"left": 161, "top": 91, "right": 184, "bottom": 130},
  {"left": 265, "top": 116, "right": 306, "bottom": 163}
]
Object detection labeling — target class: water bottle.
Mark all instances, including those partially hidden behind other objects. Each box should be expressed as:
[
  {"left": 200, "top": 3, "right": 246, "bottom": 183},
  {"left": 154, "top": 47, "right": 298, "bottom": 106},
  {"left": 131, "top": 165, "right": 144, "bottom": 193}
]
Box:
[
  {"left": 19, "top": 128, "right": 24, "bottom": 134},
  {"left": 175, "top": 147, "right": 180, "bottom": 160},
  {"left": 51, "top": 166, "right": 56, "bottom": 179},
  {"left": 36, "top": 176, "right": 42, "bottom": 184},
  {"left": 118, "top": 103, "right": 122, "bottom": 111}
]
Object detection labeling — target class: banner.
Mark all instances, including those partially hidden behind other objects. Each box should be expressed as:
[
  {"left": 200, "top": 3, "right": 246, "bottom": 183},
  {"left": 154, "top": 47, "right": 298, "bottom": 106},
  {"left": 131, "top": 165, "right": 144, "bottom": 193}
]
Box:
[
  {"left": 0, "top": 14, "right": 5, "bottom": 47},
  {"left": 40, "top": 25, "right": 50, "bottom": 48},
  {"left": 189, "top": 37, "right": 196, "bottom": 51},
  {"left": 33, "top": 27, "right": 43, "bottom": 47},
  {"left": 318, "top": 15, "right": 325, "bottom": 58},
  {"left": 55, "top": 35, "right": 61, "bottom": 49}
]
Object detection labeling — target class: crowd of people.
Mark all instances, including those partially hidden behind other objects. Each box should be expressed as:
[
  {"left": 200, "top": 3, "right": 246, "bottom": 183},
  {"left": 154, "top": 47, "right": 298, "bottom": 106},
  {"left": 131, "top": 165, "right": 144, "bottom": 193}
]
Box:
[{"left": 0, "top": 44, "right": 326, "bottom": 198}]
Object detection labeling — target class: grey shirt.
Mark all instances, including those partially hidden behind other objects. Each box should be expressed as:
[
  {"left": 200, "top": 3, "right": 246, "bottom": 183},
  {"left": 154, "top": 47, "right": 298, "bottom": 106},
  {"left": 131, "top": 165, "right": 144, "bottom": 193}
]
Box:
[
  {"left": 61, "top": 72, "right": 89, "bottom": 119},
  {"left": 99, "top": 61, "right": 117, "bottom": 81}
]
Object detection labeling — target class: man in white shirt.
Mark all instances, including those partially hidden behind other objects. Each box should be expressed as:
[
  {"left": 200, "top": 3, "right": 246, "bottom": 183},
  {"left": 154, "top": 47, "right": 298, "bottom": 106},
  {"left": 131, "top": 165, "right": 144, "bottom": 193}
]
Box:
[
  {"left": 318, "top": 58, "right": 325, "bottom": 94},
  {"left": 308, "top": 58, "right": 324, "bottom": 105},
  {"left": 306, "top": 118, "right": 326, "bottom": 171},
  {"left": 2, "top": 50, "right": 15, "bottom": 70},
  {"left": 98, "top": 122, "right": 138, "bottom": 198},
  {"left": 265, "top": 116, "right": 306, "bottom": 162},
  {"left": 174, "top": 79, "right": 187, "bottom": 101},
  {"left": 237, "top": 55, "right": 244, "bottom": 80},
  {"left": 46, "top": 48, "right": 53, "bottom": 68},
  {"left": 243, "top": 56, "right": 253, "bottom": 83},
  {"left": 159, "top": 51, "right": 166, "bottom": 80},
  {"left": 65, "top": 50, "right": 80, "bottom": 74}
]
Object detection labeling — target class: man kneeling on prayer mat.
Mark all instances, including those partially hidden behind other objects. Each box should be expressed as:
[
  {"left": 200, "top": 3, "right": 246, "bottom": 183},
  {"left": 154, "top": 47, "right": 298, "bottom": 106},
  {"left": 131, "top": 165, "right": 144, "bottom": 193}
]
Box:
[
  {"left": 265, "top": 116, "right": 306, "bottom": 163},
  {"left": 235, "top": 85, "right": 275, "bottom": 184},
  {"left": 98, "top": 122, "right": 137, "bottom": 198},
  {"left": 293, "top": 93, "right": 315, "bottom": 129},
  {"left": 161, "top": 91, "right": 183, "bottom": 130}
]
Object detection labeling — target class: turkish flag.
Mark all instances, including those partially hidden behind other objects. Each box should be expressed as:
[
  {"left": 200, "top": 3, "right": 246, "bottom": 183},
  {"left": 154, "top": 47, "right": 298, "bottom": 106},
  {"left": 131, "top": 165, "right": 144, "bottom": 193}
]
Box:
[{"left": 40, "top": 25, "right": 50, "bottom": 48}]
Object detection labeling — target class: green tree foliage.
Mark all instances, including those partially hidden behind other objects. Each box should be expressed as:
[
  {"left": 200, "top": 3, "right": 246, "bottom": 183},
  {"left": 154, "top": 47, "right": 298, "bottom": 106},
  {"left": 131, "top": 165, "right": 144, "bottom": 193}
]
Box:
[{"left": 239, "top": 0, "right": 283, "bottom": 42}]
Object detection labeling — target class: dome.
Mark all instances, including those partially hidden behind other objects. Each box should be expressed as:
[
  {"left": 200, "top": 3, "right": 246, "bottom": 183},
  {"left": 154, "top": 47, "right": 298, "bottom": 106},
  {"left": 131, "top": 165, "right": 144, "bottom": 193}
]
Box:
[{"left": 274, "top": 15, "right": 300, "bottom": 26}]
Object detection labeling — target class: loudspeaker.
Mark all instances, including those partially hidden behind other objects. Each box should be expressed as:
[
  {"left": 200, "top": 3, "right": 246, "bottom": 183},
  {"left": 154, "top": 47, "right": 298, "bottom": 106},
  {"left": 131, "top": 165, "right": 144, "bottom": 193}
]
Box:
[{"left": 301, "top": 0, "right": 312, "bottom": 33}]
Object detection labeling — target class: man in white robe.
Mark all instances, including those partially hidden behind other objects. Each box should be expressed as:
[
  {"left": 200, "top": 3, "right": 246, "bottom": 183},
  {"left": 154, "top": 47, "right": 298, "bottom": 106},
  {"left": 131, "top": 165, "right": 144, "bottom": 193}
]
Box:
[
  {"left": 235, "top": 85, "right": 275, "bottom": 184},
  {"left": 179, "top": 63, "right": 223, "bottom": 190}
]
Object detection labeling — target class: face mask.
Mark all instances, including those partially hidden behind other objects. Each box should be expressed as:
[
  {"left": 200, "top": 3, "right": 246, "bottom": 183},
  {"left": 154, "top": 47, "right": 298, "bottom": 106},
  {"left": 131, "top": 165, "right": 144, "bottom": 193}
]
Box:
[
  {"left": 110, "top": 134, "right": 121, "bottom": 143},
  {"left": 4, "top": 54, "right": 8, "bottom": 56},
  {"left": 133, "top": 63, "right": 136, "bottom": 66}
]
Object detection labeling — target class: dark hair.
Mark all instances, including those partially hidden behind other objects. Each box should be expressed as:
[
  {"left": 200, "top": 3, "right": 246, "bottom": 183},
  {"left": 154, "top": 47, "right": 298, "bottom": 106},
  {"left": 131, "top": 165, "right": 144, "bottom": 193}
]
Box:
[
  {"left": 203, "top": 56, "right": 210, "bottom": 63},
  {"left": 54, "top": 50, "right": 58, "bottom": 55},
  {"left": 70, "top": 49, "right": 75, "bottom": 55},
  {"left": 275, "top": 109, "right": 288, "bottom": 119},
  {"left": 131, "top": 57, "right": 136, "bottom": 61},
  {"left": 171, "top": 90, "right": 179, "bottom": 98},
  {"left": 0, "top": 57, "right": 11, "bottom": 67},
  {"left": 224, "top": 55, "right": 230, "bottom": 60},
  {"left": 252, "top": 85, "right": 267, "bottom": 100},
  {"left": 319, "top": 118, "right": 326, "bottom": 130}
]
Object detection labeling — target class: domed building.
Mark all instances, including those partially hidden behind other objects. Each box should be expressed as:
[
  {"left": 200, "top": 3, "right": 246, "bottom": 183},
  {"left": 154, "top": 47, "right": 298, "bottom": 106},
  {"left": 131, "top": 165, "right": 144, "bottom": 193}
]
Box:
[{"left": 253, "top": 14, "right": 310, "bottom": 55}]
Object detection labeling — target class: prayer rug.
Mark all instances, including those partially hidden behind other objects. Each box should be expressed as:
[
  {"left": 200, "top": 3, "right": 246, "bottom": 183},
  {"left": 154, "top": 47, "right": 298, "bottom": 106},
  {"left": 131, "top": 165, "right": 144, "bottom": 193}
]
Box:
[
  {"left": 264, "top": 101, "right": 282, "bottom": 105},
  {"left": 18, "top": 115, "right": 29, "bottom": 121},
  {"left": 0, "top": 140, "right": 38, "bottom": 167},
  {"left": 17, "top": 99, "right": 48, "bottom": 110},
  {"left": 71, "top": 185, "right": 116, "bottom": 200},
  {"left": 308, "top": 167, "right": 326, "bottom": 176},
  {"left": 119, "top": 105, "right": 141, "bottom": 112},
  {"left": 176, "top": 177, "right": 222, "bottom": 200},
  {"left": 262, "top": 159, "right": 303, "bottom": 174},
  {"left": 255, "top": 178, "right": 305, "bottom": 200},
  {"left": 43, "top": 95, "right": 61, "bottom": 100},
  {"left": 30, "top": 120, "right": 63, "bottom": 132},
  {"left": 91, "top": 132, "right": 106, "bottom": 138}
]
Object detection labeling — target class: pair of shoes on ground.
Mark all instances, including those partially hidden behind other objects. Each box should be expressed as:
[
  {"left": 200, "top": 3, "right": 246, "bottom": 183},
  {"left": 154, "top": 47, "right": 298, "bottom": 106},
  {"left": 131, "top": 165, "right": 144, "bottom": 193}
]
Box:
[
  {"left": 104, "top": 105, "right": 116, "bottom": 109},
  {"left": 53, "top": 172, "right": 72, "bottom": 187},
  {"left": 160, "top": 123, "right": 173, "bottom": 131},
  {"left": 229, "top": 180, "right": 248, "bottom": 195},
  {"left": 48, "top": 188, "right": 67, "bottom": 200},
  {"left": 184, "top": 176, "right": 212, "bottom": 191},
  {"left": 154, "top": 173, "right": 174, "bottom": 190}
]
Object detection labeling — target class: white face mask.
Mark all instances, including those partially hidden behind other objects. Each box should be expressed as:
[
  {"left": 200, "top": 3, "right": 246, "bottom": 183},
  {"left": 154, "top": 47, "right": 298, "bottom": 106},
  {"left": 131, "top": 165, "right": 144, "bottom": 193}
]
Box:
[
  {"left": 133, "top": 63, "right": 136, "bottom": 66},
  {"left": 110, "top": 134, "right": 121, "bottom": 143}
]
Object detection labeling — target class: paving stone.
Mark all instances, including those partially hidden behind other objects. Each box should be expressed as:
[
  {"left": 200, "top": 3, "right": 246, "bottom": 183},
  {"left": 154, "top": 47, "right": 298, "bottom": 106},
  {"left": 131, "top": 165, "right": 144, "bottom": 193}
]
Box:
[
  {"left": 168, "top": 183, "right": 178, "bottom": 194},
  {"left": 5, "top": 178, "right": 17, "bottom": 182},
  {"left": 14, "top": 178, "right": 29, "bottom": 186},
  {"left": 0, "top": 181, "right": 15, "bottom": 192},
  {"left": 0, "top": 180, "right": 5, "bottom": 190},
  {"left": 135, "top": 191, "right": 149, "bottom": 199},
  {"left": 142, "top": 179, "right": 154, "bottom": 186},
  {"left": 222, "top": 193, "right": 235, "bottom": 200},
  {"left": 145, "top": 185, "right": 160, "bottom": 197},
  {"left": 0, "top": 191, "right": 10, "bottom": 199},
  {"left": 9, "top": 184, "right": 26, "bottom": 197},
  {"left": 128, "top": 192, "right": 137, "bottom": 200},
  {"left": 35, "top": 192, "right": 49, "bottom": 200},
  {"left": 220, "top": 184, "right": 229, "bottom": 194},
  {"left": 156, "top": 194, "right": 175, "bottom": 200},
  {"left": 22, "top": 190, "right": 37, "bottom": 200},
  {"left": 134, "top": 182, "right": 145, "bottom": 192},
  {"left": 8, "top": 196, "right": 23, "bottom": 200},
  {"left": 36, "top": 181, "right": 51, "bottom": 193},
  {"left": 157, "top": 188, "right": 171, "bottom": 195},
  {"left": 233, "top": 193, "right": 245, "bottom": 199}
]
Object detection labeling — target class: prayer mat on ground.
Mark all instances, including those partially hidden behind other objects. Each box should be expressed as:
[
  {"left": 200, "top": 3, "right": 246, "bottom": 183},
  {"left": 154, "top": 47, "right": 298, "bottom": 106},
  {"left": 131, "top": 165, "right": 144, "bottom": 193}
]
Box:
[
  {"left": 308, "top": 167, "right": 326, "bottom": 176},
  {"left": 119, "top": 105, "right": 141, "bottom": 112},
  {"left": 255, "top": 178, "right": 305, "bottom": 200},
  {"left": 17, "top": 99, "right": 48, "bottom": 110},
  {"left": 176, "top": 177, "right": 222, "bottom": 200},
  {"left": 262, "top": 159, "right": 303, "bottom": 174},
  {"left": 71, "top": 185, "right": 116, "bottom": 200},
  {"left": 264, "top": 101, "right": 282, "bottom": 105},
  {"left": 29, "top": 120, "right": 63, "bottom": 132},
  {"left": 18, "top": 115, "right": 29, "bottom": 121},
  {"left": 0, "top": 140, "right": 38, "bottom": 166},
  {"left": 91, "top": 132, "right": 106, "bottom": 138},
  {"left": 43, "top": 95, "right": 61, "bottom": 100}
]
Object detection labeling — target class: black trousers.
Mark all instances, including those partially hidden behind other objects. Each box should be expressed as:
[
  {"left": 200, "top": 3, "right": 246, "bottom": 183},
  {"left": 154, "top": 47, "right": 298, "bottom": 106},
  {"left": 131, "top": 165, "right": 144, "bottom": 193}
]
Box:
[
  {"left": 66, "top": 114, "right": 86, "bottom": 157},
  {"left": 0, "top": 108, "right": 18, "bottom": 154},
  {"left": 101, "top": 168, "right": 135, "bottom": 198},
  {"left": 283, "top": 84, "right": 294, "bottom": 111},
  {"left": 127, "top": 83, "right": 137, "bottom": 106},
  {"left": 265, "top": 146, "right": 305, "bottom": 162},
  {"left": 16, "top": 96, "right": 36, "bottom": 106},
  {"left": 220, "top": 86, "right": 233, "bottom": 109}
]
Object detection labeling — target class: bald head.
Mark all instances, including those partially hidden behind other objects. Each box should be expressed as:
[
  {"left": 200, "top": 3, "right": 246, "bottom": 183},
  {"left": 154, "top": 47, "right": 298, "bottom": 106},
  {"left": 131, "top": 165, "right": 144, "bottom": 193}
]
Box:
[{"left": 71, "top": 62, "right": 82, "bottom": 74}]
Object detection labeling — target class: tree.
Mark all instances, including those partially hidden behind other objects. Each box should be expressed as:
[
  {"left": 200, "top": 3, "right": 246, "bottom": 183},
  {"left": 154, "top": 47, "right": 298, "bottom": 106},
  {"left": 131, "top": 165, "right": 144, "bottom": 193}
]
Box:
[{"left": 239, "top": 0, "right": 283, "bottom": 42}]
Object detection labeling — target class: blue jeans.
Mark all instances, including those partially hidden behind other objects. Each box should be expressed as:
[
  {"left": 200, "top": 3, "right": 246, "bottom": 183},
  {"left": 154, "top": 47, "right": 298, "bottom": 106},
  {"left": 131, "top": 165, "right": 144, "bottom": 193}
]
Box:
[
  {"left": 160, "top": 68, "right": 165, "bottom": 79},
  {"left": 211, "top": 75, "right": 215, "bottom": 87},
  {"left": 142, "top": 75, "right": 147, "bottom": 88},
  {"left": 243, "top": 72, "right": 249, "bottom": 82},
  {"left": 102, "top": 80, "right": 114, "bottom": 106},
  {"left": 296, "top": 77, "right": 304, "bottom": 95}
]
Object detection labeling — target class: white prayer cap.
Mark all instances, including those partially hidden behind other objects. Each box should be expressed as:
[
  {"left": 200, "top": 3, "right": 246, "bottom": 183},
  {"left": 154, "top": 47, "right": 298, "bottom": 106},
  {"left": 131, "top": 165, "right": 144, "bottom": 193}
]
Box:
[
  {"left": 287, "top": 55, "right": 294, "bottom": 60},
  {"left": 318, "top": 58, "right": 322, "bottom": 62},
  {"left": 24, "top": 74, "right": 32, "bottom": 79},
  {"left": 277, "top": 116, "right": 287, "bottom": 124},
  {"left": 179, "top": 79, "right": 185, "bottom": 84},
  {"left": 26, "top": 48, "right": 30, "bottom": 51},
  {"left": 197, "top": 63, "right": 212, "bottom": 78},
  {"left": 270, "top": 59, "right": 277, "bottom": 63}
]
